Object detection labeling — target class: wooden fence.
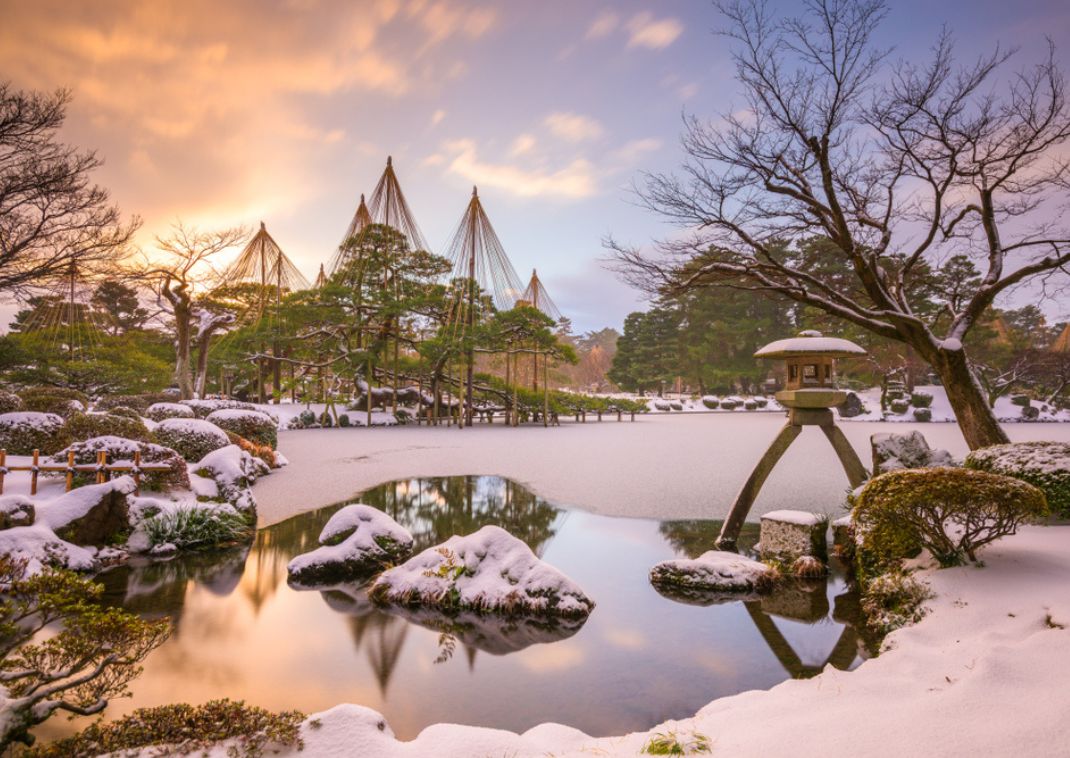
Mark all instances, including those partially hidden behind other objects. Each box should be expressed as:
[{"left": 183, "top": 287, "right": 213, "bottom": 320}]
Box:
[{"left": 0, "top": 449, "right": 173, "bottom": 497}]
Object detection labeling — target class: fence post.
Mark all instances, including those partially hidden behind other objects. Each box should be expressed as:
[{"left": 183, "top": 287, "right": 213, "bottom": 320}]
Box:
[
  {"left": 31, "top": 449, "right": 39, "bottom": 496},
  {"left": 96, "top": 451, "right": 106, "bottom": 484},
  {"left": 133, "top": 450, "right": 142, "bottom": 496},
  {"left": 66, "top": 450, "right": 75, "bottom": 491},
  {"left": 0, "top": 449, "right": 5, "bottom": 495}
]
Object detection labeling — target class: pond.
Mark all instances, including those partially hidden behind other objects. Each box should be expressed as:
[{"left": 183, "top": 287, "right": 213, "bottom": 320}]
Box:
[{"left": 41, "top": 476, "right": 877, "bottom": 742}]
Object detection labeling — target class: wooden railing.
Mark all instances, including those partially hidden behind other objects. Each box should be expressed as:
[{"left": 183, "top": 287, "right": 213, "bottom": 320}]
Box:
[{"left": 0, "top": 449, "right": 173, "bottom": 497}]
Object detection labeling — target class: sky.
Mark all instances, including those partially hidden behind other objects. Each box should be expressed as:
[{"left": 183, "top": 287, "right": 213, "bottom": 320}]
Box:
[{"left": 1, "top": 0, "right": 1068, "bottom": 333}]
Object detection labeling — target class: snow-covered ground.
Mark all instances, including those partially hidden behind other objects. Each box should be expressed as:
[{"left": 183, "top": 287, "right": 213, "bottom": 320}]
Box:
[
  {"left": 252, "top": 413, "right": 1070, "bottom": 527},
  {"left": 259, "top": 524, "right": 1069, "bottom": 758}
]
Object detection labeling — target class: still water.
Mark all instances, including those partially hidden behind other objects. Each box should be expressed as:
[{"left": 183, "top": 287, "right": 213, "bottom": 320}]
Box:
[{"left": 53, "top": 476, "right": 875, "bottom": 740}]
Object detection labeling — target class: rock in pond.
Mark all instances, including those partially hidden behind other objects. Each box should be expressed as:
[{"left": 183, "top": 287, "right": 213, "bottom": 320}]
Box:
[
  {"left": 287, "top": 504, "right": 414, "bottom": 586},
  {"left": 370, "top": 525, "right": 594, "bottom": 618},
  {"left": 650, "top": 550, "right": 777, "bottom": 602}
]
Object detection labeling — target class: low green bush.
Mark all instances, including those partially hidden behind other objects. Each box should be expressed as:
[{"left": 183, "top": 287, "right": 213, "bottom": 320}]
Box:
[
  {"left": 205, "top": 409, "right": 278, "bottom": 449},
  {"left": 53, "top": 436, "right": 190, "bottom": 490},
  {"left": 910, "top": 392, "right": 933, "bottom": 408},
  {"left": 106, "top": 406, "right": 143, "bottom": 421},
  {"left": 1010, "top": 394, "right": 1031, "bottom": 407},
  {"left": 145, "top": 402, "right": 195, "bottom": 421},
  {"left": 889, "top": 398, "right": 909, "bottom": 415},
  {"left": 852, "top": 467, "right": 1048, "bottom": 569},
  {"left": 144, "top": 506, "right": 254, "bottom": 550},
  {"left": 338, "top": 413, "right": 352, "bottom": 427},
  {"left": 0, "top": 390, "right": 23, "bottom": 414},
  {"left": 0, "top": 412, "right": 68, "bottom": 454},
  {"left": 154, "top": 418, "right": 230, "bottom": 462},
  {"left": 63, "top": 412, "right": 153, "bottom": 444},
  {"left": 912, "top": 407, "right": 932, "bottom": 422},
  {"left": 18, "top": 387, "right": 88, "bottom": 418},
  {"left": 965, "top": 441, "right": 1070, "bottom": 519},
  {"left": 27, "top": 699, "right": 304, "bottom": 758},
  {"left": 861, "top": 570, "right": 932, "bottom": 634}
]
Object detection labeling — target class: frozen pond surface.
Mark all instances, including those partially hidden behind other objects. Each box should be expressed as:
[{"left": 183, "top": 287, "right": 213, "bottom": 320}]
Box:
[
  {"left": 254, "top": 414, "right": 1070, "bottom": 526},
  {"left": 40, "top": 476, "right": 874, "bottom": 743}
]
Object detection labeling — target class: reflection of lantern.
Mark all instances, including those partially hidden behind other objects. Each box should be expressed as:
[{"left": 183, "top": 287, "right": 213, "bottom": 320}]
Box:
[
  {"left": 754, "top": 330, "right": 865, "bottom": 409},
  {"left": 716, "top": 331, "right": 870, "bottom": 551}
]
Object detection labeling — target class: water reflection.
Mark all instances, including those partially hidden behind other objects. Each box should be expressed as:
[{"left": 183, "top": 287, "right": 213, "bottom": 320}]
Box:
[{"left": 70, "top": 476, "right": 875, "bottom": 742}]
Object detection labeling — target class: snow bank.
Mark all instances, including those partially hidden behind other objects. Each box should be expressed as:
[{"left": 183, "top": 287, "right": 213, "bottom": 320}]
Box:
[
  {"left": 760, "top": 509, "right": 825, "bottom": 526},
  {"left": 287, "top": 504, "right": 413, "bottom": 585},
  {"left": 193, "top": 444, "right": 269, "bottom": 513},
  {"left": 371, "top": 525, "right": 594, "bottom": 617}
]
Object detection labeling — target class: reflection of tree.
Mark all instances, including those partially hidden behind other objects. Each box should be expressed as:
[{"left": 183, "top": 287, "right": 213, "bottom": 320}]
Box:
[
  {"left": 358, "top": 476, "right": 563, "bottom": 556},
  {"left": 658, "top": 520, "right": 760, "bottom": 559}
]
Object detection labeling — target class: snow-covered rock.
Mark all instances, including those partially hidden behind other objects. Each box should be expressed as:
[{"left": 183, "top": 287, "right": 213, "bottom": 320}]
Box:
[
  {"left": 287, "top": 504, "right": 414, "bottom": 585},
  {"left": 759, "top": 510, "right": 828, "bottom": 561},
  {"left": 38, "top": 476, "right": 135, "bottom": 545},
  {"left": 0, "top": 524, "right": 98, "bottom": 575},
  {"left": 193, "top": 444, "right": 268, "bottom": 514},
  {"left": 650, "top": 550, "right": 776, "bottom": 601},
  {"left": 155, "top": 417, "right": 230, "bottom": 461},
  {"left": 370, "top": 525, "right": 594, "bottom": 617},
  {"left": 871, "top": 431, "right": 956, "bottom": 473},
  {"left": 145, "top": 401, "right": 196, "bottom": 421},
  {"left": 0, "top": 495, "right": 35, "bottom": 529}
]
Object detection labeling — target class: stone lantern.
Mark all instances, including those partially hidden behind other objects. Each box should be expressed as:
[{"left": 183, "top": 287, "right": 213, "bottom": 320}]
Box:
[{"left": 716, "top": 331, "right": 870, "bottom": 550}]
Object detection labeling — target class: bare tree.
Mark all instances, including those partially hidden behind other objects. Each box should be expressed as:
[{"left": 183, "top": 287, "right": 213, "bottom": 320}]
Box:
[
  {"left": 0, "top": 83, "right": 138, "bottom": 294},
  {"left": 611, "top": 0, "right": 1070, "bottom": 449},
  {"left": 141, "top": 223, "right": 246, "bottom": 399}
]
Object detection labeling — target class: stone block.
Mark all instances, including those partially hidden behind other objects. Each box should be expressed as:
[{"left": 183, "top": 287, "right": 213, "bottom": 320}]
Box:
[{"left": 759, "top": 510, "right": 828, "bottom": 561}]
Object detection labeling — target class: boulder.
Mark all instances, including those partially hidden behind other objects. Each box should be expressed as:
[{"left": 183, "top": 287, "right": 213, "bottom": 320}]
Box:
[
  {"left": 759, "top": 510, "right": 828, "bottom": 561},
  {"left": 871, "top": 431, "right": 955, "bottom": 473},
  {"left": 288, "top": 504, "right": 414, "bottom": 585},
  {"left": 39, "top": 477, "right": 134, "bottom": 546},
  {"left": 371, "top": 525, "right": 594, "bottom": 618},
  {"left": 650, "top": 550, "right": 777, "bottom": 601},
  {"left": 0, "top": 496, "right": 35, "bottom": 529},
  {"left": 837, "top": 391, "right": 866, "bottom": 418}
]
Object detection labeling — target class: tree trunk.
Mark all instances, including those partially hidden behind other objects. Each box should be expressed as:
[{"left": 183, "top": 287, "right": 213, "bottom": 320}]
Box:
[
  {"left": 930, "top": 347, "right": 1009, "bottom": 449},
  {"left": 173, "top": 303, "right": 194, "bottom": 400}
]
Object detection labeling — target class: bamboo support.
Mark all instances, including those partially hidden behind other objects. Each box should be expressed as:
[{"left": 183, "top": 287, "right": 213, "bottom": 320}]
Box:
[
  {"left": 0, "top": 449, "right": 170, "bottom": 496},
  {"left": 65, "top": 450, "right": 75, "bottom": 491},
  {"left": 31, "top": 450, "right": 39, "bottom": 495}
]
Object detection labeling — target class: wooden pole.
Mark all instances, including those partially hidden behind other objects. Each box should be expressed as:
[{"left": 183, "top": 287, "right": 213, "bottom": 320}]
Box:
[
  {"left": 65, "top": 450, "right": 75, "bottom": 491},
  {"left": 133, "top": 450, "right": 142, "bottom": 496},
  {"left": 96, "top": 451, "right": 107, "bottom": 484},
  {"left": 366, "top": 358, "right": 373, "bottom": 428},
  {"left": 31, "top": 450, "right": 39, "bottom": 495},
  {"left": 0, "top": 449, "right": 6, "bottom": 495},
  {"left": 542, "top": 353, "right": 549, "bottom": 428}
]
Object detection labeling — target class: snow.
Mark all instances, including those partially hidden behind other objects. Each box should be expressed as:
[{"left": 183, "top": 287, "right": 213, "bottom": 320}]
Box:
[
  {"left": 966, "top": 441, "right": 1070, "bottom": 476},
  {"left": 0, "top": 411, "right": 65, "bottom": 427},
  {"left": 754, "top": 333, "right": 867, "bottom": 357},
  {"left": 156, "top": 417, "right": 229, "bottom": 440},
  {"left": 760, "top": 509, "right": 825, "bottom": 526},
  {"left": 371, "top": 525, "right": 594, "bottom": 617},
  {"left": 145, "top": 402, "right": 195, "bottom": 420},
  {"left": 35, "top": 476, "right": 135, "bottom": 532},
  {"left": 205, "top": 408, "right": 275, "bottom": 425},
  {"left": 940, "top": 338, "right": 963, "bottom": 351},
  {"left": 287, "top": 504, "right": 413, "bottom": 584},
  {"left": 842, "top": 384, "right": 1070, "bottom": 424},
  {"left": 194, "top": 444, "right": 269, "bottom": 512},
  {"left": 649, "top": 550, "right": 774, "bottom": 594},
  {"left": 0, "top": 523, "right": 98, "bottom": 575}
]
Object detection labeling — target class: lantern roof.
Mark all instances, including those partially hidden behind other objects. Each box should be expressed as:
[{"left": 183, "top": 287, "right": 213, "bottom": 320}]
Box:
[{"left": 754, "top": 330, "right": 866, "bottom": 359}]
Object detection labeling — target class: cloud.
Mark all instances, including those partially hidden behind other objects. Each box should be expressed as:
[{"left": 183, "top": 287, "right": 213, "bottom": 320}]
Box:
[
  {"left": 626, "top": 13, "right": 683, "bottom": 50},
  {"left": 430, "top": 109, "right": 447, "bottom": 126},
  {"left": 440, "top": 139, "right": 597, "bottom": 199},
  {"left": 585, "top": 10, "right": 619, "bottom": 40},
  {"left": 509, "top": 133, "right": 537, "bottom": 156},
  {"left": 406, "top": 0, "right": 497, "bottom": 50},
  {"left": 611, "top": 138, "right": 663, "bottom": 164},
  {"left": 544, "top": 112, "right": 604, "bottom": 143}
]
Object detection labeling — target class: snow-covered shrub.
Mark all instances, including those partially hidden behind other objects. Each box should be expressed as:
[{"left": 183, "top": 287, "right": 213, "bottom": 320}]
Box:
[
  {"left": 18, "top": 388, "right": 86, "bottom": 418},
  {"left": 338, "top": 413, "right": 352, "bottom": 427},
  {"left": 0, "top": 390, "right": 23, "bottom": 414},
  {"left": 145, "top": 402, "right": 196, "bottom": 422},
  {"left": 63, "top": 412, "right": 152, "bottom": 444},
  {"left": 319, "top": 411, "right": 334, "bottom": 428},
  {"left": 719, "top": 397, "right": 740, "bottom": 410},
  {"left": 653, "top": 400, "right": 671, "bottom": 411},
  {"left": 180, "top": 398, "right": 260, "bottom": 418},
  {"left": 1010, "top": 394, "right": 1031, "bottom": 407},
  {"left": 910, "top": 391, "right": 933, "bottom": 408},
  {"left": 754, "top": 397, "right": 769, "bottom": 408},
  {"left": 851, "top": 467, "right": 1048, "bottom": 569},
  {"left": 701, "top": 396, "right": 719, "bottom": 409},
  {"left": 106, "top": 406, "right": 143, "bottom": 421},
  {"left": 912, "top": 407, "right": 932, "bottom": 422},
  {"left": 965, "top": 441, "right": 1070, "bottom": 518},
  {"left": 743, "top": 399, "right": 758, "bottom": 410},
  {"left": 1021, "top": 405, "right": 1040, "bottom": 420},
  {"left": 288, "top": 504, "right": 413, "bottom": 585},
  {"left": 94, "top": 392, "right": 174, "bottom": 413},
  {"left": 205, "top": 409, "right": 277, "bottom": 449},
  {"left": 223, "top": 431, "right": 277, "bottom": 468},
  {"left": 669, "top": 401, "right": 683, "bottom": 411},
  {"left": 0, "top": 412, "right": 68, "bottom": 454},
  {"left": 650, "top": 550, "right": 778, "bottom": 599},
  {"left": 143, "top": 506, "right": 252, "bottom": 550},
  {"left": 53, "top": 436, "right": 189, "bottom": 490},
  {"left": 371, "top": 525, "right": 594, "bottom": 617},
  {"left": 155, "top": 418, "right": 229, "bottom": 461},
  {"left": 889, "top": 398, "right": 909, "bottom": 414},
  {"left": 860, "top": 570, "right": 931, "bottom": 634}
]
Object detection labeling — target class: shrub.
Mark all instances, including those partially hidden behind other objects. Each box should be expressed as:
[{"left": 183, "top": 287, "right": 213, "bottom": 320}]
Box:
[
  {"left": 155, "top": 418, "right": 230, "bottom": 461},
  {"left": 225, "top": 430, "right": 277, "bottom": 468},
  {"left": 63, "top": 412, "right": 152, "bottom": 444},
  {"left": 743, "top": 398, "right": 758, "bottom": 410},
  {"left": 145, "top": 401, "right": 196, "bottom": 421},
  {"left": 181, "top": 398, "right": 268, "bottom": 419},
  {"left": 861, "top": 570, "right": 932, "bottom": 634},
  {"left": 319, "top": 411, "right": 334, "bottom": 428},
  {"left": 53, "top": 436, "right": 190, "bottom": 490},
  {"left": 106, "top": 406, "right": 143, "bottom": 421},
  {"left": 143, "top": 506, "right": 253, "bottom": 550},
  {"left": 701, "top": 396, "right": 719, "bottom": 409},
  {"left": 852, "top": 467, "right": 1048, "bottom": 568},
  {"left": 1021, "top": 405, "right": 1040, "bottom": 420},
  {"left": 912, "top": 407, "right": 932, "bottom": 422},
  {"left": 642, "top": 730, "right": 712, "bottom": 755},
  {"left": 0, "top": 412, "right": 68, "bottom": 454},
  {"left": 206, "top": 409, "right": 278, "bottom": 449},
  {"left": 27, "top": 699, "right": 305, "bottom": 758},
  {"left": 719, "top": 398, "right": 739, "bottom": 410},
  {"left": 1010, "top": 394, "right": 1031, "bottom": 407},
  {"left": 0, "top": 390, "right": 23, "bottom": 414},
  {"left": 889, "top": 398, "right": 909, "bottom": 414},
  {"left": 754, "top": 397, "right": 769, "bottom": 408},
  {"left": 18, "top": 387, "right": 87, "bottom": 418},
  {"left": 965, "top": 441, "right": 1070, "bottom": 518},
  {"left": 94, "top": 392, "right": 174, "bottom": 413},
  {"left": 338, "top": 412, "right": 352, "bottom": 427},
  {"left": 910, "top": 391, "right": 933, "bottom": 408}
]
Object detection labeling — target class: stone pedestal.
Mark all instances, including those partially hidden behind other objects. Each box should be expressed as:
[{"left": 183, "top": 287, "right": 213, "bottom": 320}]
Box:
[{"left": 759, "top": 510, "right": 828, "bottom": 561}]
